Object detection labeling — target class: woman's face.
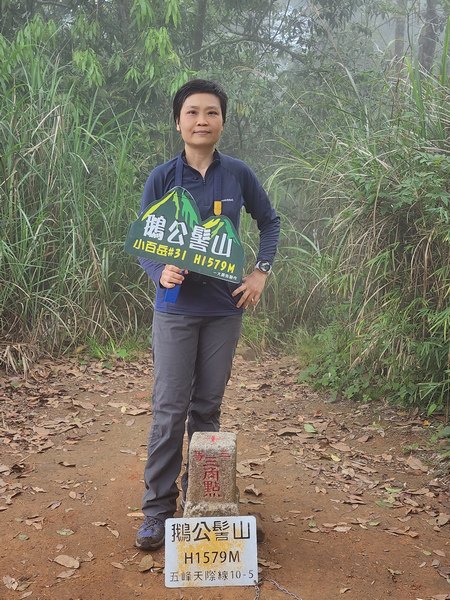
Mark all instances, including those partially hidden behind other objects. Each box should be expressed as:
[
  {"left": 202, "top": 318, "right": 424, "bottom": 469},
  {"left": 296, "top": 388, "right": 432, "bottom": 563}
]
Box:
[{"left": 176, "top": 93, "right": 224, "bottom": 150}]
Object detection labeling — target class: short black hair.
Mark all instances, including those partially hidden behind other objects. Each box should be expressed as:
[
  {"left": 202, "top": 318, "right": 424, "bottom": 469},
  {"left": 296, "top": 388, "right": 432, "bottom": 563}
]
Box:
[{"left": 173, "top": 79, "right": 228, "bottom": 124}]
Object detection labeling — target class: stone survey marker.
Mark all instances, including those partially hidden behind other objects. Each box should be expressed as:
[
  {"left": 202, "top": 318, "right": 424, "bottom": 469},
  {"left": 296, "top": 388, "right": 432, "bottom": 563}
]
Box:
[
  {"left": 164, "top": 432, "right": 258, "bottom": 588},
  {"left": 183, "top": 431, "right": 239, "bottom": 517}
]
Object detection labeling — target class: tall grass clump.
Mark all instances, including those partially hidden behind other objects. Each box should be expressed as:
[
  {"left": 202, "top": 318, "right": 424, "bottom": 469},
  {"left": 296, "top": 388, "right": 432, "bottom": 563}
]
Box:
[
  {"left": 278, "top": 26, "right": 450, "bottom": 413},
  {"left": 238, "top": 180, "right": 330, "bottom": 351},
  {"left": 0, "top": 20, "right": 151, "bottom": 370}
]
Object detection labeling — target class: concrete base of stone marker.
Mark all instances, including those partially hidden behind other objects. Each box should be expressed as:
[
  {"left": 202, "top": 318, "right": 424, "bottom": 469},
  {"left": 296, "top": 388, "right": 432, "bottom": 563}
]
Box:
[
  {"left": 183, "top": 431, "right": 240, "bottom": 518},
  {"left": 183, "top": 500, "right": 240, "bottom": 518}
]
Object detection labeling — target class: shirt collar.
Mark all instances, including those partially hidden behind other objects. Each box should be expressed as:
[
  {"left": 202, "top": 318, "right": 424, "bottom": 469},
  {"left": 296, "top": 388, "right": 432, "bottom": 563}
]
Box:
[{"left": 181, "top": 149, "right": 221, "bottom": 166}]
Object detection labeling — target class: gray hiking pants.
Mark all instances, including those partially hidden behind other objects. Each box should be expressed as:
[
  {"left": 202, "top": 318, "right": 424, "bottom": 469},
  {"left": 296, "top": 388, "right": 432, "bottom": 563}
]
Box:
[{"left": 142, "top": 311, "right": 242, "bottom": 518}]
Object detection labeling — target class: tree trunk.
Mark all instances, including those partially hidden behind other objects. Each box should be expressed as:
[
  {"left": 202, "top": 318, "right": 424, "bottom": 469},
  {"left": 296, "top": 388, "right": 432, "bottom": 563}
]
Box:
[
  {"left": 26, "top": 0, "right": 35, "bottom": 19},
  {"left": 394, "top": 14, "right": 405, "bottom": 62},
  {"left": 117, "top": 0, "right": 132, "bottom": 43},
  {"left": 117, "top": 0, "right": 131, "bottom": 26},
  {"left": 392, "top": 0, "right": 408, "bottom": 69},
  {"left": 191, "top": 0, "right": 207, "bottom": 71},
  {"left": 418, "top": 0, "right": 439, "bottom": 72}
]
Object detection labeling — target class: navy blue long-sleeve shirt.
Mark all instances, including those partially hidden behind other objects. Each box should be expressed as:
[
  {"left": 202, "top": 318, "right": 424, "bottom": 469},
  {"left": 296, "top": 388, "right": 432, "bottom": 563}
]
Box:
[{"left": 139, "top": 151, "right": 280, "bottom": 316}]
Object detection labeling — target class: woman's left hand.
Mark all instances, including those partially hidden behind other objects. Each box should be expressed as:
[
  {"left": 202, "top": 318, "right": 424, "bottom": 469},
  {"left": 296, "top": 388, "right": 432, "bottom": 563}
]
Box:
[{"left": 232, "top": 269, "right": 268, "bottom": 309}]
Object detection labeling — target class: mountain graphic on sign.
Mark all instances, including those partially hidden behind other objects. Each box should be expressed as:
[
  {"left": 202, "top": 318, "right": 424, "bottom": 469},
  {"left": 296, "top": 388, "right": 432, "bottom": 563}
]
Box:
[
  {"left": 203, "top": 217, "right": 242, "bottom": 246},
  {"left": 142, "top": 188, "right": 200, "bottom": 230},
  {"left": 141, "top": 187, "right": 242, "bottom": 246}
]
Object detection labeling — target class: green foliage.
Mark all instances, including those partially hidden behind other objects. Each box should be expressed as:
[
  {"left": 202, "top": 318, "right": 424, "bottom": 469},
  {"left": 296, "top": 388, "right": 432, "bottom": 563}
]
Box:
[
  {"left": 0, "top": 26, "right": 155, "bottom": 363},
  {"left": 284, "top": 45, "right": 450, "bottom": 411},
  {"left": 73, "top": 49, "right": 104, "bottom": 87},
  {"left": 241, "top": 314, "right": 276, "bottom": 353},
  {"left": 86, "top": 335, "right": 144, "bottom": 361},
  {"left": 2, "top": 0, "right": 450, "bottom": 423}
]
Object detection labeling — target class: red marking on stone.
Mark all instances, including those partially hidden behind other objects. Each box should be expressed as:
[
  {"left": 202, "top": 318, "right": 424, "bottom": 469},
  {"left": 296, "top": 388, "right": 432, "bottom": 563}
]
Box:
[
  {"left": 211, "top": 435, "right": 217, "bottom": 443},
  {"left": 204, "top": 480, "right": 221, "bottom": 496},
  {"left": 193, "top": 450, "right": 205, "bottom": 462}
]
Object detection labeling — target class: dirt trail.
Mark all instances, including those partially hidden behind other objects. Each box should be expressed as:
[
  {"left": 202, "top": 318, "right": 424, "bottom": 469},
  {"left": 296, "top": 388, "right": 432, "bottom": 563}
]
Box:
[{"left": 0, "top": 353, "right": 449, "bottom": 600}]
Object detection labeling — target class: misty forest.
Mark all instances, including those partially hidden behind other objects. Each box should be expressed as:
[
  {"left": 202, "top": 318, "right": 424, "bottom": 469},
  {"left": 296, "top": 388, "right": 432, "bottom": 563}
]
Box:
[{"left": 1, "top": 0, "right": 449, "bottom": 416}]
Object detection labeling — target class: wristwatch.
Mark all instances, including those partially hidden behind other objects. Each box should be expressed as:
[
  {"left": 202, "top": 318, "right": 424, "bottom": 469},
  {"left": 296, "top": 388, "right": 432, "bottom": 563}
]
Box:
[{"left": 255, "top": 260, "right": 272, "bottom": 274}]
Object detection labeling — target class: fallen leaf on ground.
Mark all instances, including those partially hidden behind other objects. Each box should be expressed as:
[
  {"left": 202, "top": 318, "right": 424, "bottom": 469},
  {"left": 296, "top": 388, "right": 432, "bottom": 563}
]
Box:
[
  {"left": 406, "top": 456, "right": 428, "bottom": 472},
  {"left": 57, "top": 528, "right": 74, "bottom": 536},
  {"left": 82, "top": 551, "right": 95, "bottom": 563},
  {"left": 25, "top": 516, "right": 44, "bottom": 530},
  {"left": 54, "top": 555, "right": 80, "bottom": 569},
  {"left": 138, "top": 554, "right": 154, "bottom": 572},
  {"left": 303, "top": 423, "right": 317, "bottom": 434},
  {"left": 3, "top": 576, "right": 18, "bottom": 590},
  {"left": 126, "top": 408, "right": 148, "bottom": 416},
  {"left": 342, "top": 496, "right": 365, "bottom": 505},
  {"left": 437, "top": 513, "right": 449, "bottom": 527},
  {"left": 385, "top": 527, "right": 418, "bottom": 538},
  {"left": 57, "top": 569, "right": 76, "bottom": 579},
  {"left": 107, "top": 526, "right": 119, "bottom": 538},
  {"left": 340, "top": 588, "right": 351, "bottom": 594},
  {"left": 245, "top": 484, "right": 262, "bottom": 497},
  {"left": 277, "top": 427, "right": 302, "bottom": 436},
  {"left": 407, "top": 487, "right": 431, "bottom": 495},
  {"left": 258, "top": 558, "right": 282, "bottom": 569},
  {"left": 73, "top": 400, "right": 94, "bottom": 410},
  {"left": 437, "top": 565, "right": 450, "bottom": 580},
  {"left": 432, "top": 559, "right": 441, "bottom": 567},
  {"left": 111, "top": 562, "right": 125, "bottom": 569},
  {"left": 329, "top": 442, "right": 351, "bottom": 452},
  {"left": 387, "top": 568, "right": 403, "bottom": 576}
]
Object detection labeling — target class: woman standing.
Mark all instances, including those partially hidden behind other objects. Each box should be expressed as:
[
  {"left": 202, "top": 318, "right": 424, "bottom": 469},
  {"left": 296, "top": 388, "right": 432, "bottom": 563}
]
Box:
[{"left": 136, "top": 79, "right": 280, "bottom": 550}]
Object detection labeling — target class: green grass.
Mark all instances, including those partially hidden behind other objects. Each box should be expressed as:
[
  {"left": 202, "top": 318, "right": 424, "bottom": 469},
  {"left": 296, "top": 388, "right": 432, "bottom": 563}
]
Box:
[
  {"left": 0, "top": 24, "right": 153, "bottom": 369},
  {"left": 276, "top": 28, "right": 450, "bottom": 412}
]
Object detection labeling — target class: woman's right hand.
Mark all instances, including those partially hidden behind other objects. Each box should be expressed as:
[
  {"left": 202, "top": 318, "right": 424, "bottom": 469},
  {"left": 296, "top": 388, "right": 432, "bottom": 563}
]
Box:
[{"left": 159, "top": 265, "right": 187, "bottom": 288}]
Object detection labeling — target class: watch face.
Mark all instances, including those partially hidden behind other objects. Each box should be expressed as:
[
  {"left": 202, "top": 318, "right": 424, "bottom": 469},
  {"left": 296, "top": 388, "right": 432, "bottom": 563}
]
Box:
[{"left": 258, "top": 261, "right": 271, "bottom": 273}]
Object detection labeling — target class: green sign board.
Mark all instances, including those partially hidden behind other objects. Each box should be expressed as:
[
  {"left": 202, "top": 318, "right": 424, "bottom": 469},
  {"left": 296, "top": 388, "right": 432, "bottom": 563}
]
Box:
[{"left": 125, "top": 187, "right": 244, "bottom": 283}]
